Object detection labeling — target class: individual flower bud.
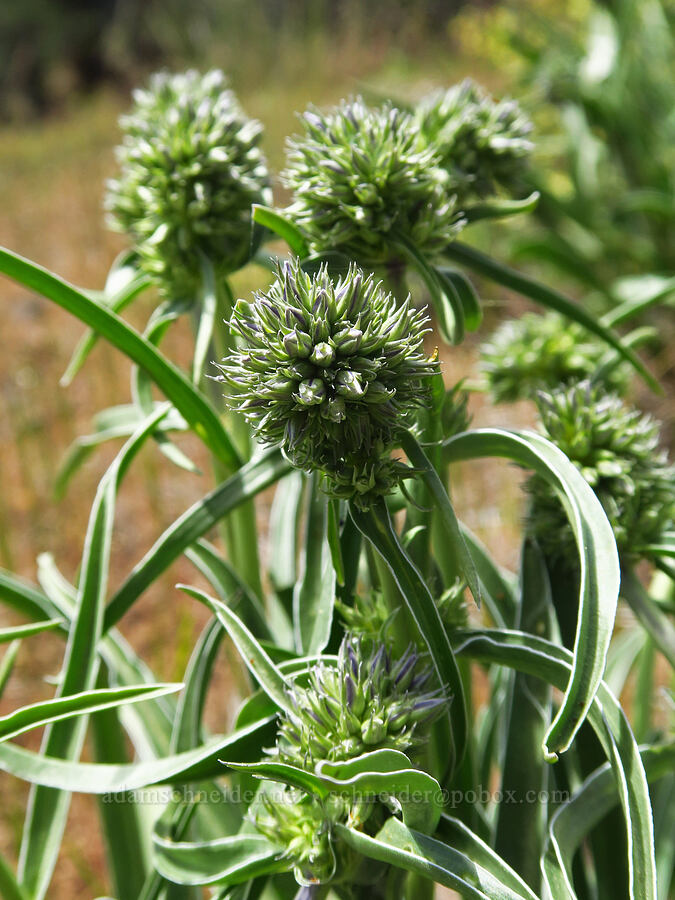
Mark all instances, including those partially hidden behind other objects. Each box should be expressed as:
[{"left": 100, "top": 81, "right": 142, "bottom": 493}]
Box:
[
  {"left": 416, "top": 78, "right": 534, "bottom": 203},
  {"left": 106, "top": 69, "right": 270, "bottom": 299},
  {"left": 333, "top": 326, "right": 363, "bottom": 355},
  {"left": 296, "top": 378, "right": 326, "bottom": 406},
  {"left": 217, "top": 258, "right": 437, "bottom": 506},
  {"left": 526, "top": 381, "right": 675, "bottom": 565},
  {"left": 309, "top": 342, "right": 336, "bottom": 367},
  {"left": 282, "top": 97, "right": 464, "bottom": 264},
  {"left": 284, "top": 329, "right": 313, "bottom": 358},
  {"left": 254, "top": 789, "right": 339, "bottom": 886},
  {"left": 276, "top": 634, "right": 446, "bottom": 767},
  {"left": 480, "top": 311, "right": 630, "bottom": 403}
]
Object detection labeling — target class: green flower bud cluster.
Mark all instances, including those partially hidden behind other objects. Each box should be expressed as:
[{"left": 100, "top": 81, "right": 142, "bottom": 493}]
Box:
[
  {"left": 254, "top": 789, "right": 343, "bottom": 886},
  {"left": 416, "top": 78, "right": 533, "bottom": 203},
  {"left": 106, "top": 69, "right": 270, "bottom": 298},
  {"left": 437, "top": 579, "right": 469, "bottom": 631},
  {"left": 276, "top": 635, "right": 445, "bottom": 768},
  {"left": 282, "top": 97, "right": 464, "bottom": 263},
  {"left": 480, "top": 311, "right": 630, "bottom": 403},
  {"left": 219, "top": 258, "right": 437, "bottom": 507},
  {"left": 527, "top": 381, "right": 675, "bottom": 564}
]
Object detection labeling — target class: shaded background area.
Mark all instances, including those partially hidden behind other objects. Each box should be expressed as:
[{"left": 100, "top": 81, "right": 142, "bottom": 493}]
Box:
[{"left": 0, "top": 0, "right": 672, "bottom": 895}]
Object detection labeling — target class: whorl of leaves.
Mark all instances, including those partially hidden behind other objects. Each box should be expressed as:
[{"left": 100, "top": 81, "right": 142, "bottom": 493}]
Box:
[{"left": 106, "top": 69, "right": 270, "bottom": 298}]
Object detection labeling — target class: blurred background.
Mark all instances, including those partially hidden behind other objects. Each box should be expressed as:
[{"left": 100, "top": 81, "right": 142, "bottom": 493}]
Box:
[{"left": 0, "top": 0, "right": 673, "bottom": 895}]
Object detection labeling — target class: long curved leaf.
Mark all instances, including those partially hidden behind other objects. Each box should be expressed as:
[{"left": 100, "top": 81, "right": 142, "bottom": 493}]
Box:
[
  {"left": 0, "top": 619, "right": 62, "bottom": 643},
  {"left": 621, "top": 569, "right": 675, "bottom": 669},
  {"left": 179, "top": 586, "right": 293, "bottom": 713},
  {"left": 0, "top": 717, "right": 276, "bottom": 792},
  {"left": 400, "top": 432, "right": 481, "bottom": 606},
  {"left": 60, "top": 263, "right": 151, "bottom": 386},
  {"left": 293, "top": 473, "right": 335, "bottom": 655},
  {"left": 444, "top": 428, "right": 620, "bottom": 758},
  {"left": 18, "top": 405, "right": 170, "bottom": 899},
  {"left": 443, "top": 241, "right": 659, "bottom": 391},
  {"left": 0, "top": 683, "right": 182, "bottom": 742},
  {"left": 452, "top": 628, "right": 657, "bottom": 900},
  {"left": 153, "top": 833, "right": 285, "bottom": 887},
  {"left": 542, "top": 743, "right": 675, "bottom": 900},
  {"left": 104, "top": 448, "right": 290, "bottom": 631},
  {"left": 349, "top": 498, "right": 466, "bottom": 775},
  {"left": 251, "top": 205, "right": 309, "bottom": 258},
  {"left": 336, "top": 816, "right": 537, "bottom": 900},
  {"left": 0, "top": 245, "right": 241, "bottom": 468}
]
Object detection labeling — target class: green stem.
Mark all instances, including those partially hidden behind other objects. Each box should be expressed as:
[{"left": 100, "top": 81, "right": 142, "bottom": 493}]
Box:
[
  {"left": 193, "top": 272, "right": 263, "bottom": 601},
  {"left": 349, "top": 497, "right": 467, "bottom": 774}
]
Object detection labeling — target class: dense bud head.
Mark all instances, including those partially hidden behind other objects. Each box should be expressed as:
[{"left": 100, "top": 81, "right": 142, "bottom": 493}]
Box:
[
  {"left": 254, "top": 788, "right": 342, "bottom": 886},
  {"left": 276, "top": 635, "right": 446, "bottom": 768},
  {"left": 480, "top": 312, "right": 629, "bottom": 403},
  {"left": 527, "top": 381, "right": 675, "bottom": 564},
  {"left": 416, "top": 78, "right": 533, "bottom": 202},
  {"left": 282, "top": 97, "right": 464, "bottom": 263},
  {"left": 106, "top": 69, "right": 270, "bottom": 298},
  {"left": 219, "top": 258, "right": 437, "bottom": 506}
]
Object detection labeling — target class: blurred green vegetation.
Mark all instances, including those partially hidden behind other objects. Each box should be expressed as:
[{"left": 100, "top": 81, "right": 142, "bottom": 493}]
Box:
[{"left": 0, "top": 0, "right": 494, "bottom": 120}]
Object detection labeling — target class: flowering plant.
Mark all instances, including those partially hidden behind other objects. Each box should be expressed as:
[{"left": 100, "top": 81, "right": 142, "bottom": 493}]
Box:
[{"left": 0, "top": 68, "right": 672, "bottom": 900}]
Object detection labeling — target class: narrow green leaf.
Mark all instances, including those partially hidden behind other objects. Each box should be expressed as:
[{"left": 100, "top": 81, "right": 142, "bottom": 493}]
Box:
[
  {"left": 91, "top": 668, "right": 152, "bottom": 900},
  {"left": 453, "top": 628, "right": 657, "bottom": 900},
  {"left": 437, "top": 814, "right": 539, "bottom": 900},
  {"left": 443, "top": 241, "right": 660, "bottom": 391},
  {"left": 293, "top": 474, "right": 335, "bottom": 655},
  {"left": 193, "top": 256, "right": 219, "bottom": 385},
  {"left": 458, "top": 524, "right": 517, "bottom": 628},
  {"left": 494, "top": 540, "right": 553, "bottom": 891},
  {"left": 349, "top": 498, "right": 466, "bottom": 774},
  {"left": 104, "top": 448, "right": 290, "bottom": 631},
  {"left": 171, "top": 616, "right": 224, "bottom": 753},
  {"left": 0, "top": 683, "right": 182, "bottom": 742},
  {"left": 0, "top": 717, "right": 276, "bottom": 792},
  {"left": 0, "top": 245, "right": 241, "bottom": 467},
  {"left": 436, "top": 267, "right": 482, "bottom": 331},
  {"left": 179, "top": 586, "right": 293, "bottom": 714},
  {"left": 462, "top": 191, "right": 540, "bottom": 224},
  {"left": 400, "top": 432, "right": 481, "bottom": 606},
  {"left": 186, "top": 541, "right": 269, "bottom": 639},
  {"left": 0, "top": 641, "right": 20, "bottom": 699},
  {"left": 394, "top": 233, "right": 464, "bottom": 343},
  {"left": 542, "top": 743, "right": 675, "bottom": 900},
  {"left": 60, "top": 260, "right": 151, "bottom": 386},
  {"left": 0, "top": 619, "right": 62, "bottom": 643},
  {"left": 54, "top": 405, "right": 190, "bottom": 499},
  {"left": 268, "top": 471, "right": 305, "bottom": 596},
  {"left": 336, "top": 817, "right": 537, "bottom": 900},
  {"left": 621, "top": 569, "right": 675, "bottom": 669},
  {"left": 228, "top": 750, "right": 442, "bottom": 834},
  {"left": 604, "top": 274, "right": 675, "bottom": 327},
  {"left": 444, "top": 428, "right": 620, "bottom": 757},
  {"left": 252, "top": 205, "right": 309, "bottom": 258},
  {"left": 0, "top": 852, "right": 29, "bottom": 900},
  {"left": 18, "top": 404, "right": 170, "bottom": 900},
  {"left": 152, "top": 833, "right": 285, "bottom": 887}
]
